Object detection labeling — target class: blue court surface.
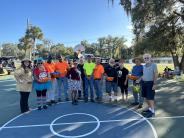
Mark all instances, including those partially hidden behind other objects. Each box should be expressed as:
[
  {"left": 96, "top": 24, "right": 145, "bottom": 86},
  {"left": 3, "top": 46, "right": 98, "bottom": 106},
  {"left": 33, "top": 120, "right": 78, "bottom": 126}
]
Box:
[{"left": 0, "top": 101, "right": 158, "bottom": 138}]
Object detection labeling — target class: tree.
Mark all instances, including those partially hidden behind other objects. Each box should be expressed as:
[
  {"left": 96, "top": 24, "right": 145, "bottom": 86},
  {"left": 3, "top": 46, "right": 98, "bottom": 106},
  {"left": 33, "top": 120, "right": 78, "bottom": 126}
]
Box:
[
  {"left": 110, "top": 0, "right": 184, "bottom": 70},
  {"left": 1, "top": 43, "right": 19, "bottom": 57}
]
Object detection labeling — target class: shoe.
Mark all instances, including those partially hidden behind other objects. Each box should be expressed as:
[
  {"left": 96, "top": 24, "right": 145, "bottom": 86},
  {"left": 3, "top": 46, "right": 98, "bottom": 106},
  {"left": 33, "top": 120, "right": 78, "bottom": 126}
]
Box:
[
  {"left": 58, "top": 98, "right": 62, "bottom": 102},
  {"left": 137, "top": 104, "right": 143, "bottom": 109},
  {"left": 114, "top": 99, "right": 118, "bottom": 103},
  {"left": 144, "top": 110, "right": 155, "bottom": 118},
  {"left": 37, "top": 106, "right": 42, "bottom": 110},
  {"left": 65, "top": 98, "right": 69, "bottom": 101},
  {"left": 47, "top": 102, "right": 52, "bottom": 106},
  {"left": 51, "top": 100, "right": 57, "bottom": 104},
  {"left": 90, "top": 99, "right": 95, "bottom": 103},
  {"left": 84, "top": 98, "right": 88, "bottom": 103},
  {"left": 131, "top": 102, "right": 139, "bottom": 106},
  {"left": 43, "top": 105, "right": 48, "bottom": 109},
  {"left": 141, "top": 109, "right": 150, "bottom": 115}
]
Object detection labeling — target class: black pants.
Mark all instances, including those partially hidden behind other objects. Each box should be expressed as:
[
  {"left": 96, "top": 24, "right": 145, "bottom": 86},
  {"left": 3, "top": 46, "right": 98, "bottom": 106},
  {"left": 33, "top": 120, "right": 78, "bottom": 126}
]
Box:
[
  {"left": 36, "top": 89, "right": 47, "bottom": 97},
  {"left": 20, "top": 92, "right": 30, "bottom": 113},
  {"left": 119, "top": 85, "right": 128, "bottom": 95},
  {"left": 78, "top": 77, "right": 85, "bottom": 97}
]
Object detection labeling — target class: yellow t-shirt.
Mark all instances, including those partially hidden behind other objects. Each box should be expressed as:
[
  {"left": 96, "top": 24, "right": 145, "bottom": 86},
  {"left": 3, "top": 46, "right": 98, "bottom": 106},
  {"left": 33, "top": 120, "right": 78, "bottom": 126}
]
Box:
[{"left": 83, "top": 62, "right": 95, "bottom": 76}]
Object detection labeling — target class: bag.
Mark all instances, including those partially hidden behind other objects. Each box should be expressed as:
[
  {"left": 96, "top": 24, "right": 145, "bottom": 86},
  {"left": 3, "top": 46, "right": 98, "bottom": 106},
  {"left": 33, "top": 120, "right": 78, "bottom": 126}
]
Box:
[
  {"left": 132, "top": 84, "right": 141, "bottom": 93},
  {"left": 128, "top": 75, "right": 139, "bottom": 80}
]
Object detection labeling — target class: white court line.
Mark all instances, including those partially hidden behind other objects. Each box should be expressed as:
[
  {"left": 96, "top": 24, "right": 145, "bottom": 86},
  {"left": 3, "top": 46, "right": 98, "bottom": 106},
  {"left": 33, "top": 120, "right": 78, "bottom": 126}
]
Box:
[{"left": 2, "top": 115, "right": 184, "bottom": 129}]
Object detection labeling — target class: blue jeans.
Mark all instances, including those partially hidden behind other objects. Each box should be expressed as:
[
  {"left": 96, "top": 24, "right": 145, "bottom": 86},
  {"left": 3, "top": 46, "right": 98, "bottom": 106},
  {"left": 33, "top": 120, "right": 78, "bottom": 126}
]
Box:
[
  {"left": 84, "top": 77, "right": 94, "bottom": 99},
  {"left": 57, "top": 77, "right": 68, "bottom": 99},
  {"left": 94, "top": 79, "right": 103, "bottom": 98},
  {"left": 132, "top": 81, "right": 144, "bottom": 104},
  {"left": 106, "top": 81, "right": 118, "bottom": 93}
]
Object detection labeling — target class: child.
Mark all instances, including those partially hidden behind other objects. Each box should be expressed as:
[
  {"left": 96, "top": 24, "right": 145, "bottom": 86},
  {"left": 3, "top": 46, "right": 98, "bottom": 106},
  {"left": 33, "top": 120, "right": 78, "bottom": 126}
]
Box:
[
  {"left": 117, "top": 59, "right": 129, "bottom": 102},
  {"left": 67, "top": 60, "right": 81, "bottom": 105},
  {"left": 33, "top": 58, "right": 51, "bottom": 110}
]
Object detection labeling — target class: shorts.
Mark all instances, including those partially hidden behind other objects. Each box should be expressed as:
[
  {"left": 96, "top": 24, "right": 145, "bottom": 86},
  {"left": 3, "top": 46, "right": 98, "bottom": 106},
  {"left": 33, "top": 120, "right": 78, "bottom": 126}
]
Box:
[
  {"left": 106, "top": 81, "right": 118, "bottom": 93},
  {"left": 142, "top": 81, "right": 155, "bottom": 100}
]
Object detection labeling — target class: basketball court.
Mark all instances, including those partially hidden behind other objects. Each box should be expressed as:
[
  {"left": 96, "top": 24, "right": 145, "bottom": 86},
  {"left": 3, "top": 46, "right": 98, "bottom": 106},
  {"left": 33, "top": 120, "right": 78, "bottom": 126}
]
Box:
[{"left": 0, "top": 101, "right": 158, "bottom": 138}]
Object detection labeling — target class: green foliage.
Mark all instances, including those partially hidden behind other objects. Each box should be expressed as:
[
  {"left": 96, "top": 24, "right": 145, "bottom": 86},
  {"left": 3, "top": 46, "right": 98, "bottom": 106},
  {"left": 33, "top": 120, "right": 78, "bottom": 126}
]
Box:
[{"left": 1, "top": 43, "right": 19, "bottom": 57}]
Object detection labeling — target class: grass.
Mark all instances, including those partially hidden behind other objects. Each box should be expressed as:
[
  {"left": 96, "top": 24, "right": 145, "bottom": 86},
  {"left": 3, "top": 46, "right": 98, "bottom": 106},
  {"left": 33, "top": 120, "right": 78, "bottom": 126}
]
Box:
[{"left": 124, "top": 63, "right": 174, "bottom": 74}]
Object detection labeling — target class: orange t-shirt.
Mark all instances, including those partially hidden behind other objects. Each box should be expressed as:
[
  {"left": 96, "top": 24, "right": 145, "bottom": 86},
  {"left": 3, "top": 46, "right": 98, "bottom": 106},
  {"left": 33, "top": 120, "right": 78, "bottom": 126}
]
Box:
[
  {"left": 93, "top": 64, "right": 104, "bottom": 79},
  {"left": 44, "top": 62, "right": 55, "bottom": 73},
  {"left": 55, "top": 61, "right": 69, "bottom": 77}
]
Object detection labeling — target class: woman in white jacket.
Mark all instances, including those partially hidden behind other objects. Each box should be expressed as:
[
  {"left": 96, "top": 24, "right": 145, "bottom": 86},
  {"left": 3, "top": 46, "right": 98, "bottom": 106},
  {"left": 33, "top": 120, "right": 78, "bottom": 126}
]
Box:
[{"left": 14, "top": 58, "right": 32, "bottom": 113}]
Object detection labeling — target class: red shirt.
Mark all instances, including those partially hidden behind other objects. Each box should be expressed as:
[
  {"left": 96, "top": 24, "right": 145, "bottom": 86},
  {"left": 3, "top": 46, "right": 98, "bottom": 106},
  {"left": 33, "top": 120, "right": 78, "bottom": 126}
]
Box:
[{"left": 33, "top": 68, "right": 48, "bottom": 83}]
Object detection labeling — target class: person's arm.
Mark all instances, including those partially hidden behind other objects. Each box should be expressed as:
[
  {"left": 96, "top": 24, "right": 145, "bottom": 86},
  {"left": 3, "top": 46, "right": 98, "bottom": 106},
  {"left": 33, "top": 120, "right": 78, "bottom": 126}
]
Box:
[{"left": 124, "top": 69, "right": 129, "bottom": 85}]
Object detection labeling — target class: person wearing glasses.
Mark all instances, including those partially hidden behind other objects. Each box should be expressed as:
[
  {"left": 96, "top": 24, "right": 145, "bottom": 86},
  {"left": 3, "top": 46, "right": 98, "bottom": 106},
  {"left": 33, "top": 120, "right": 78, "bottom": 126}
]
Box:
[
  {"left": 14, "top": 58, "right": 32, "bottom": 114},
  {"left": 140, "top": 54, "right": 158, "bottom": 118},
  {"left": 33, "top": 58, "right": 51, "bottom": 110}
]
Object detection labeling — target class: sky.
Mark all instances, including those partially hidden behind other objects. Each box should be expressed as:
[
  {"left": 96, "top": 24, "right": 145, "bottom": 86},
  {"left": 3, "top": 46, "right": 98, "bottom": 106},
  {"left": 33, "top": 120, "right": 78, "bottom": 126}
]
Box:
[{"left": 0, "top": 0, "right": 133, "bottom": 47}]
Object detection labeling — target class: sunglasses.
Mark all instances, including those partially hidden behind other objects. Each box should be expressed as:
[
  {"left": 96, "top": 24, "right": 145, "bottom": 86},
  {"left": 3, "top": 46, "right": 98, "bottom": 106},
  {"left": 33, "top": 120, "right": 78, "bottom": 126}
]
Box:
[
  {"left": 144, "top": 57, "right": 150, "bottom": 59},
  {"left": 38, "top": 63, "right": 43, "bottom": 64}
]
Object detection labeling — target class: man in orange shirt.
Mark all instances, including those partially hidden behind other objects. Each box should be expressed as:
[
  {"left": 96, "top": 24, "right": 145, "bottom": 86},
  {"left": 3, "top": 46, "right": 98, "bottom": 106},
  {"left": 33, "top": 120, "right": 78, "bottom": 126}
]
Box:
[
  {"left": 93, "top": 57, "right": 104, "bottom": 102},
  {"left": 44, "top": 56, "right": 57, "bottom": 105},
  {"left": 55, "top": 55, "right": 69, "bottom": 102}
]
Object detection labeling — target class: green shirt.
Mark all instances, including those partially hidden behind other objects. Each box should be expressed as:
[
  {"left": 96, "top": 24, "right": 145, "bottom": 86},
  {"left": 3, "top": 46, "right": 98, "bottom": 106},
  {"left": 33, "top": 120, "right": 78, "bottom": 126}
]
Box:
[{"left": 83, "top": 62, "right": 96, "bottom": 76}]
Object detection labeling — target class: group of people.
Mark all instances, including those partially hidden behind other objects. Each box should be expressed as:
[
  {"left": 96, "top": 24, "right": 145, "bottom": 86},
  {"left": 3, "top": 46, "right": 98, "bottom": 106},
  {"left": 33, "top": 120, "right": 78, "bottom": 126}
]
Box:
[{"left": 14, "top": 53, "right": 158, "bottom": 118}]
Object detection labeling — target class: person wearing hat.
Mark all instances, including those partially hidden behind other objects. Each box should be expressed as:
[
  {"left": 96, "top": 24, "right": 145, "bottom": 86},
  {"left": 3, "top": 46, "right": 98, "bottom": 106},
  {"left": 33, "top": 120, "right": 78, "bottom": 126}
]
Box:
[
  {"left": 130, "top": 57, "right": 144, "bottom": 108},
  {"left": 33, "top": 58, "right": 51, "bottom": 110},
  {"left": 55, "top": 55, "right": 69, "bottom": 102},
  {"left": 44, "top": 56, "right": 57, "bottom": 106},
  {"left": 14, "top": 58, "right": 33, "bottom": 114},
  {"left": 83, "top": 55, "right": 96, "bottom": 102}
]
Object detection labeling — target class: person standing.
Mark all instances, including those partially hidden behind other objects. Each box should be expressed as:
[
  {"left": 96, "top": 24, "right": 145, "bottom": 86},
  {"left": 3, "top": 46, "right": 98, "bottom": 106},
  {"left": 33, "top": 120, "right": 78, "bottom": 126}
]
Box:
[
  {"left": 104, "top": 58, "right": 118, "bottom": 102},
  {"left": 93, "top": 57, "right": 104, "bottom": 102},
  {"left": 83, "top": 55, "right": 96, "bottom": 102},
  {"left": 117, "top": 59, "right": 129, "bottom": 102},
  {"left": 44, "top": 56, "right": 57, "bottom": 105},
  {"left": 14, "top": 58, "right": 33, "bottom": 113},
  {"left": 55, "top": 55, "right": 69, "bottom": 102},
  {"left": 33, "top": 58, "right": 51, "bottom": 110},
  {"left": 67, "top": 60, "right": 81, "bottom": 105},
  {"left": 77, "top": 58, "right": 85, "bottom": 99},
  {"left": 131, "top": 57, "right": 144, "bottom": 108},
  {"left": 141, "top": 54, "right": 158, "bottom": 118}
]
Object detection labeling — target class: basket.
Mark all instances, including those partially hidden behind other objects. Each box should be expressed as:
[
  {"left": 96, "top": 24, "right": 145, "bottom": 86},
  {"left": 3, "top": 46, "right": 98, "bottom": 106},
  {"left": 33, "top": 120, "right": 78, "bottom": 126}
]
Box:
[
  {"left": 106, "top": 77, "right": 114, "bottom": 81},
  {"left": 132, "top": 85, "right": 141, "bottom": 93},
  {"left": 39, "top": 77, "right": 51, "bottom": 83},
  {"left": 51, "top": 72, "right": 60, "bottom": 78},
  {"left": 128, "top": 75, "right": 139, "bottom": 80}
]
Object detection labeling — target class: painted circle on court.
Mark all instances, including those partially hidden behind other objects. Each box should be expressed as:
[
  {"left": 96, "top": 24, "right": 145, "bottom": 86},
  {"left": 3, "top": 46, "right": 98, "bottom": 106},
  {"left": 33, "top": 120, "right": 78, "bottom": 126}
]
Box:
[{"left": 50, "top": 113, "right": 101, "bottom": 138}]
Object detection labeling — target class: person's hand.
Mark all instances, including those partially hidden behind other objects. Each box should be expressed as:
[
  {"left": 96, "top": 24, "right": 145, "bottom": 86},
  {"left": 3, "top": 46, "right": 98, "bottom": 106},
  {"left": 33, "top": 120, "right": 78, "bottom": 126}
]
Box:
[
  {"left": 152, "top": 84, "right": 156, "bottom": 90},
  {"left": 27, "top": 81, "right": 32, "bottom": 84},
  {"left": 124, "top": 82, "right": 127, "bottom": 86}
]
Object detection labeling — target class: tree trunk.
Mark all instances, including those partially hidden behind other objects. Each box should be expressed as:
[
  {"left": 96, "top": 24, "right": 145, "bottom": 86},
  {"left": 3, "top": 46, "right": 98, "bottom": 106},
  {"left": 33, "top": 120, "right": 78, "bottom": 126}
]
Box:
[{"left": 179, "top": 53, "right": 184, "bottom": 72}]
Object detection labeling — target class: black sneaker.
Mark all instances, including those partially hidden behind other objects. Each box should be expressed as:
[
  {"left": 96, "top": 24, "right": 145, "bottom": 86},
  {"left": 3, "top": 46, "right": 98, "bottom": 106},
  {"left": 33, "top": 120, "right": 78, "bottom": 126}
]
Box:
[
  {"left": 51, "top": 100, "right": 57, "bottom": 104},
  {"left": 37, "top": 106, "right": 42, "bottom": 110},
  {"left": 144, "top": 110, "right": 155, "bottom": 118},
  {"left": 131, "top": 102, "right": 139, "bottom": 106},
  {"left": 58, "top": 98, "right": 62, "bottom": 102},
  {"left": 43, "top": 105, "right": 48, "bottom": 109},
  {"left": 84, "top": 98, "right": 88, "bottom": 103},
  {"left": 141, "top": 109, "right": 150, "bottom": 115},
  {"left": 47, "top": 102, "right": 52, "bottom": 106},
  {"left": 90, "top": 99, "right": 95, "bottom": 103},
  {"left": 65, "top": 98, "right": 69, "bottom": 101}
]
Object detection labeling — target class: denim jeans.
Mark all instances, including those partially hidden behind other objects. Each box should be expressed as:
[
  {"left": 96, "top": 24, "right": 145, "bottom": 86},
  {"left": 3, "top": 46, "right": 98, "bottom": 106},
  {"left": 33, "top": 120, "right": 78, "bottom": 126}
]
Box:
[
  {"left": 94, "top": 79, "right": 103, "bottom": 98},
  {"left": 84, "top": 76, "right": 94, "bottom": 99},
  {"left": 57, "top": 77, "right": 68, "bottom": 99}
]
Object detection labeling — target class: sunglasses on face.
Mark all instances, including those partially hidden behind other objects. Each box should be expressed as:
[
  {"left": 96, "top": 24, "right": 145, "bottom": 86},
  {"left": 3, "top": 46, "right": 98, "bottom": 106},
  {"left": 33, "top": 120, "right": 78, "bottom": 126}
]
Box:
[
  {"left": 38, "top": 63, "right": 43, "bottom": 65},
  {"left": 144, "top": 57, "right": 150, "bottom": 60}
]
